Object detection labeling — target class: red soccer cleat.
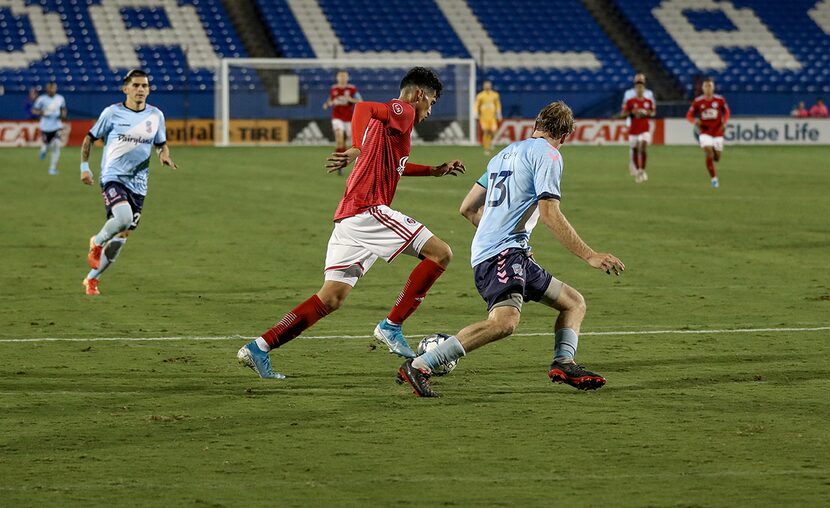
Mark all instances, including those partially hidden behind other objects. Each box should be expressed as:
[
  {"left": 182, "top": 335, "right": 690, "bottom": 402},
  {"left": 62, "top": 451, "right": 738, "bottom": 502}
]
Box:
[
  {"left": 83, "top": 277, "right": 100, "bottom": 296},
  {"left": 87, "top": 236, "right": 103, "bottom": 269}
]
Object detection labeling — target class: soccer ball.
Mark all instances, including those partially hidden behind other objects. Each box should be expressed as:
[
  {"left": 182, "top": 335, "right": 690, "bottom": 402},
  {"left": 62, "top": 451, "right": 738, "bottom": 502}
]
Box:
[{"left": 416, "top": 333, "right": 458, "bottom": 376}]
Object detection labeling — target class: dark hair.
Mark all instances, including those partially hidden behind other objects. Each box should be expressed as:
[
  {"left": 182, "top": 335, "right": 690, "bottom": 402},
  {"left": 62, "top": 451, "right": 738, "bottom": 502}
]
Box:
[
  {"left": 400, "top": 67, "right": 443, "bottom": 99},
  {"left": 123, "top": 69, "right": 149, "bottom": 84},
  {"left": 703, "top": 76, "right": 714, "bottom": 84},
  {"left": 535, "top": 101, "right": 574, "bottom": 139}
]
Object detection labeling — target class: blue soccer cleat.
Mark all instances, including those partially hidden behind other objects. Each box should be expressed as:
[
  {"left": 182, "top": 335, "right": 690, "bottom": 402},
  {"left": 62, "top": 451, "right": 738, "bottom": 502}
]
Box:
[
  {"left": 373, "top": 319, "right": 416, "bottom": 358},
  {"left": 236, "top": 342, "right": 285, "bottom": 379},
  {"left": 711, "top": 177, "right": 719, "bottom": 189}
]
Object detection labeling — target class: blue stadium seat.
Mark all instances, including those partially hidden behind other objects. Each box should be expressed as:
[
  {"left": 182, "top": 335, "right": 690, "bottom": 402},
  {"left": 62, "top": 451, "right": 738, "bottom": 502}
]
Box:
[
  {"left": 613, "top": 0, "right": 830, "bottom": 94},
  {"left": 0, "top": 0, "right": 246, "bottom": 92}
]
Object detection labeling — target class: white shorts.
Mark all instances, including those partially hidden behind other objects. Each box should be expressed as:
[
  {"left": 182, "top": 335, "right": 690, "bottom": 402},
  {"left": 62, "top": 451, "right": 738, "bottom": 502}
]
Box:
[
  {"left": 699, "top": 134, "right": 724, "bottom": 151},
  {"left": 628, "top": 131, "right": 651, "bottom": 146},
  {"left": 331, "top": 119, "right": 351, "bottom": 136},
  {"left": 324, "top": 205, "right": 434, "bottom": 286}
]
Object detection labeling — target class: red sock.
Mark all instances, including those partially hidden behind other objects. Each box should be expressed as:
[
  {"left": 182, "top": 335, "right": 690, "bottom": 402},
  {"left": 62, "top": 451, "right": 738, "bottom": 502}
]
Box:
[
  {"left": 260, "top": 295, "right": 329, "bottom": 348},
  {"left": 706, "top": 156, "right": 717, "bottom": 178},
  {"left": 641, "top": 151, "right": 647, "bottom": 170},
  {"left": 387, "top": 258, "right": 445, "bottom": 324}
]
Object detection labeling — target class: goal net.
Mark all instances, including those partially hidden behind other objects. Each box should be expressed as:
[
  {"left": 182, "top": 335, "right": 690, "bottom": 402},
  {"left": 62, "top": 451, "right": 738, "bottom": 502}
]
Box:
[{"left": 214, "top": 58, "right": 476, "bottom": 146}]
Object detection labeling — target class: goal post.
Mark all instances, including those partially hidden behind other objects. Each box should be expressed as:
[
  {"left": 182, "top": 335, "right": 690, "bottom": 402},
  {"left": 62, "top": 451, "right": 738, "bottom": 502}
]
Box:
[{"left": 214, "top": 58, "right": 477, "bottom": 146}]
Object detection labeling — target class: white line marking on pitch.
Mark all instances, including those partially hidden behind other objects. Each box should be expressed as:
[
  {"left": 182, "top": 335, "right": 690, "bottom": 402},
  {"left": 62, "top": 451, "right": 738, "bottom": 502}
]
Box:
[{"left": 0, "top": 326, "right": 828, "bottom": 343}]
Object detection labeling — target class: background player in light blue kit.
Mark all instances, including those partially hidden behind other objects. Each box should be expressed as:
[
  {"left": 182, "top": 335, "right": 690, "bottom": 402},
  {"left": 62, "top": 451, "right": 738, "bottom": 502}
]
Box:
[
  {"left": 399, "top": 101, "right": 625, "bottom": 397},
  {"left": 79, "top": 69, "right": 177, "bottom": 295},
  {"left": 31, "top": 82, "right": 67, "bottom": 175}
]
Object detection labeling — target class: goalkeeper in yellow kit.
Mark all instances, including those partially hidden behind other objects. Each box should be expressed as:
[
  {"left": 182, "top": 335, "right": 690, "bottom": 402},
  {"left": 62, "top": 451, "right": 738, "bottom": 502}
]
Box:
[{"left": 475, "top": 80, "right": 502, "bottom": 155}]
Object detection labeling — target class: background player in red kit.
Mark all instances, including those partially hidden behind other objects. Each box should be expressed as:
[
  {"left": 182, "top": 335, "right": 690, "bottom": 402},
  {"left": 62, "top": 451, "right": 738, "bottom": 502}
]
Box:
[
  {"left": 237, "top": 67, "right": 465, "bottom": 379},
  {"left": 687, "top": 77, "right": 730, "bottom": 188},
  {"left": 623, "top": 78, "right": 655, "bottom": 183},
  {"left": 323, "top": 69, "right": 362, "bottom": 165}
]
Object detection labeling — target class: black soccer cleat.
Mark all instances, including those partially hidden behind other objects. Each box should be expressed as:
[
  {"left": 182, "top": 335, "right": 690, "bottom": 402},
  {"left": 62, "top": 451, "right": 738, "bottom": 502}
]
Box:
[
  {"left": 548, "top": 360, "right": 607, "bottom": 391},
  {"left": 398, "top": 359, "right": 440, "bottom": 398}
]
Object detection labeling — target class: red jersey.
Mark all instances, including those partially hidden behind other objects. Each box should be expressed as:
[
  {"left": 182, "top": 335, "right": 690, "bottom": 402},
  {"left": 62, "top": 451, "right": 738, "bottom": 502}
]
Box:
[
  {"left": 329, "top": 84, "right": 359, "bottom": 122},
  {"left": 624, "top": 96, "right": 655, "bottom": 135},
  {"left": 333, "top": 100, "right": 416, "bottom": 220},
  {"left": 687, "top": 94, "right": 730, "bottom": 136}
]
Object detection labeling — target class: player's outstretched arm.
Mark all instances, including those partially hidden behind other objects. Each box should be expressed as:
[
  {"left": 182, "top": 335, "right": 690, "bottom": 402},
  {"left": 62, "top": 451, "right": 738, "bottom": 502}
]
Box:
[
  {"left": 80, "top": 134, "right": 94, "bottom": 185},
  {"left": 539, "top": 199, "right": 624, "bottom": 276},
  {"left": 459, "top": 183, "right": 486, "bottom": 227},
  {"left": 156, "top": 144, "right": 177, "bottom": 169}
]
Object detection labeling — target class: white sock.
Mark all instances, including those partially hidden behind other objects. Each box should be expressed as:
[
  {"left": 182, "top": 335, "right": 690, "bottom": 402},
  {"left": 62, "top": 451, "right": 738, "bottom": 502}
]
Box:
[
  {"left": 255, "top": 337, "right": 271, "bottom": 352},
  {"left": 49, "top": 140, "right": 61, "bottom": 170}
]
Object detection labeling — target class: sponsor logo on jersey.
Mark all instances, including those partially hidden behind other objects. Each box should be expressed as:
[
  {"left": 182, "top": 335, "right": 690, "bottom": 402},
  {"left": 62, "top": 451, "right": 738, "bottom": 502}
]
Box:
[{"left": 116, "top": 133, "right": 154, "bottom": 144}]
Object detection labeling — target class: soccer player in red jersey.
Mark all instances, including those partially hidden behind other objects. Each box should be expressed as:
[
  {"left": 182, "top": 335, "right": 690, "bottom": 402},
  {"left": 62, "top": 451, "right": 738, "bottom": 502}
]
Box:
[
  {"left": 623, "top": 78, "right": 655, "bottom": 183},
  {"left": 687, "top": 78, "right": 730, "bottom": 188},
  {"left": 323, "top": 69, "right": 362, "bottom": 164},
  {"left": 237, "top": 67, "right": 465, "bottom": 379}
]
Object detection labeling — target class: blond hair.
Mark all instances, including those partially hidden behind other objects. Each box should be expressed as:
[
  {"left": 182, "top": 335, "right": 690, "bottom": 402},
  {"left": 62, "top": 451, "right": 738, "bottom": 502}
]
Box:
[{"left": 535, "top": 101, "right": 574, "bottom": 139}]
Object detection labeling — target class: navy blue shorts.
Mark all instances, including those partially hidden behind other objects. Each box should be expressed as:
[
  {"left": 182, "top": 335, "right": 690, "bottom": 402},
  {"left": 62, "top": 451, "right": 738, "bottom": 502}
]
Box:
[
  {"left": 41, "top": 130, "right": 60, "bottom": 144},
  {"left": 473, "top": 248, "right": 554, "bottom": 311},
  {"left": 101, "top": 181, "right": 144, "bottom": 231}
]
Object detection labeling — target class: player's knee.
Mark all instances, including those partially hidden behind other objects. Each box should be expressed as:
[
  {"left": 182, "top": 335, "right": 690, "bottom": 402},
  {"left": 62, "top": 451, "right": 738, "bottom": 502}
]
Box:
[
  {"left": 499, "top": 317, "right": 520, "bottom": 338},
  {"left": 573, "top": 291, "right": 587, "bottom": 317},
  {"left": 561, "top": 286, "right": 587, "bottom": 317},
  {"left": 317, "top": 291, "right": 346, "bottom": 312},
  {"left": 431, "top": 242, "right": 453, "bottom": 268},
  {"left": 112, "top": 204, "right": 133, "bottom": 231},
  {"left": 491, "top": 313, "right": 520, "bottom": 338}
]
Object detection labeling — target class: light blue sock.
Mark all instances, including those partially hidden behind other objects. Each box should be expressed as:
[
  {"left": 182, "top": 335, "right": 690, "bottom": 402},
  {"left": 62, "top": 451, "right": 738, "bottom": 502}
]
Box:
[
  {"left": 87, "top": 238, "right": 126, "bottom": 280},
  {"left": 553, "top": 328, "right": 579, "bottom": 362},
  {"left": 412, "top": 336, "right": 466, "bottom": 373}
]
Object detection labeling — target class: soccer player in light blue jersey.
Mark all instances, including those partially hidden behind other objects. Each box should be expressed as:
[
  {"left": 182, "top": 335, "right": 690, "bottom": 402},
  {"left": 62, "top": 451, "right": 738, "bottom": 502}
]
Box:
[
  {"left": 31, "top": 82, "right": 67, "bottom": 175},
  {"left": 79, "top": 69, "right": 177, "bottom": 295},
  {"left": 399, "top": 101, "right": 625, "bottom": 397}
]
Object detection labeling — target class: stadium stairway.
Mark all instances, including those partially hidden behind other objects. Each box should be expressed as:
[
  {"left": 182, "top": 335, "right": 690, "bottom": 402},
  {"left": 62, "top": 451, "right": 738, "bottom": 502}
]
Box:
[
  {"left": 222, "top": 0, "right": 280, "bottom": 58},
  {"left": 582, "top": 0, "right": 686, "bottom": 104}
]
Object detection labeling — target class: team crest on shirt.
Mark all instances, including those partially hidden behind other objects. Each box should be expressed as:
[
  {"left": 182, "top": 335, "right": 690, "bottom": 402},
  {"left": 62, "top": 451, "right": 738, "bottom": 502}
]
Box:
[
  {"left": 396, "top": 155, "right": 409, "bottom": 175},
  {"left": 145, "top": 120, "right": 153, "bottom": 133},
  {"left": 392, "top": 102, "right": 403, "bottom": 115}
]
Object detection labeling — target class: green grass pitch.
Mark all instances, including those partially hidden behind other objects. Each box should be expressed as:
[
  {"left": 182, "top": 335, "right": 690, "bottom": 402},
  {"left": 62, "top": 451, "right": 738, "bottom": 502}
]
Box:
[{"left": 1, "top": 144, "right": 829, "bottom": 507}]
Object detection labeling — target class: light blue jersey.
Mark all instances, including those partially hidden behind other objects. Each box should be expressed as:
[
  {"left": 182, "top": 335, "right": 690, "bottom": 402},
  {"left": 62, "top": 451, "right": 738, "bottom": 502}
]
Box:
[
  {"left": 33, "top": 94, "right": 66, "bottom": 132},
  {"left": 470, "top": 137, "right": 563, "bottom": 267},
  {"left": 89, "top": 103, "right": 167, "bottom": 196}
]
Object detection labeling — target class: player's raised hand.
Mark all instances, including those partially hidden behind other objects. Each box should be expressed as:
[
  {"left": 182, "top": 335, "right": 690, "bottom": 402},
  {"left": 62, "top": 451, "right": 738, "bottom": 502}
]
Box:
[
  {"left": 326, "top": 147, "right": 360, "bottom": 173},
  {"left": 587, "top": 252, "right": 625, "bottom": 276},
  {"left": 432, "top": 160, "right": 466, "bottom": 177}
]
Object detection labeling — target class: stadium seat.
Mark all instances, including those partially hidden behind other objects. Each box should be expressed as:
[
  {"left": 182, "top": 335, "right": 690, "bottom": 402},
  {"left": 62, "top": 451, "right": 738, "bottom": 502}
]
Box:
[
  {"left": 613, "top": 0, "right": 830, "bottom": 94},
  {"left": 0, "top": 0, "right": 246, "bottom": 92}
]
